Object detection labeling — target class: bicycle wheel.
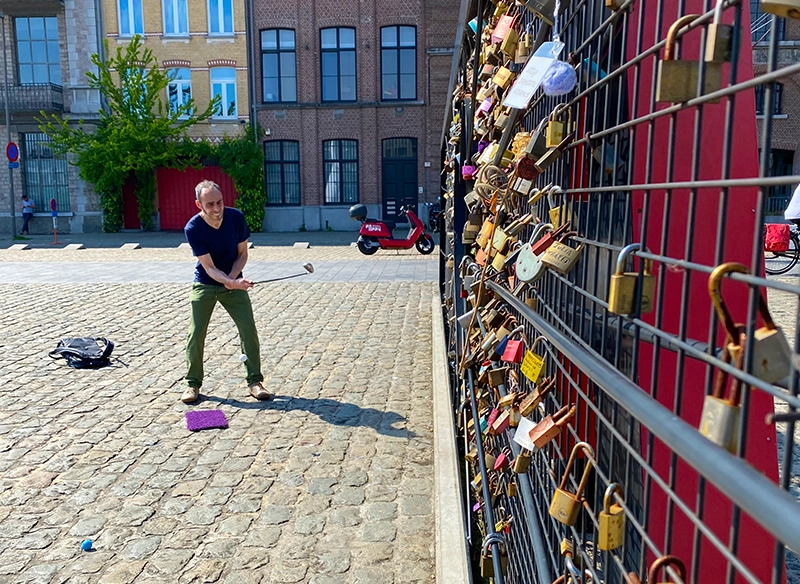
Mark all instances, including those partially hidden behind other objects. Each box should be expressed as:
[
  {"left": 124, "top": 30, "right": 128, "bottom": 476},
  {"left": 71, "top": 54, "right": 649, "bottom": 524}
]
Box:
[{"left": 765, "top": 235, "right": 800, "bottom": 275}]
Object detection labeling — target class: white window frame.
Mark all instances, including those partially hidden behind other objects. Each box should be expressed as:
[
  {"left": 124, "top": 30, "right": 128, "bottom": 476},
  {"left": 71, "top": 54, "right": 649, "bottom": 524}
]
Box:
[
  {"left": 210, "top": 67, "right": 237, "bottom": 119},
  {"left": 168, "top": 68, "right": 192, "bottom": 117},
  {"left": 208, "top": 0, "right": 234, "bottom": 35},
  {"left": 118, "top": 0, "right": 144, "bottom": 37},
  {"left": 162, "top": 0, "right": 189, "bottom": 36}
]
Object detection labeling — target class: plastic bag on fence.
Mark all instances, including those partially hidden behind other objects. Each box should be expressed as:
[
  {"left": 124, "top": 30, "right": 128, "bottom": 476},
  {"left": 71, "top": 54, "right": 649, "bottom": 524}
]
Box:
[{"left": 765, "top": 223, "right": 791, "bottom": 252}]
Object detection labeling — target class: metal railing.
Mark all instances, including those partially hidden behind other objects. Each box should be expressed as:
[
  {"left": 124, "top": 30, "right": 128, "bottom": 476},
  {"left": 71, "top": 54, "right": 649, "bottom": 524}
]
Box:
[
  {"left": 439, "top": 0, "right": 800, "bottom": 582},
  {"left": 0, "top": 83, "right": 63, "bottom": 113}
]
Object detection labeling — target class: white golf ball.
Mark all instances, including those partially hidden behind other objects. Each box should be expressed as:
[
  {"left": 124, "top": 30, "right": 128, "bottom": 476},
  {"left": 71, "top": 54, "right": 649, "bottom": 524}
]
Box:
[{"left": 239, "top": 354, "right": 248, "bottom": 362}]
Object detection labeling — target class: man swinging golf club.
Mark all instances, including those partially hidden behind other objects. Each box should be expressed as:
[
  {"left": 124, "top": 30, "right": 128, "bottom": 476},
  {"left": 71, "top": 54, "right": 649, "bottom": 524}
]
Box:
[{"left": 181, "top": 180, "right": 271, "bottom": 403}]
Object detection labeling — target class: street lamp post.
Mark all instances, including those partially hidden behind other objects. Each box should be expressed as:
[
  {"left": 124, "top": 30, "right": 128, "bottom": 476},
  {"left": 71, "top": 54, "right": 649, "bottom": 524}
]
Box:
[{"left": 0, "top": 12, "right": 16, "bottom": 237}]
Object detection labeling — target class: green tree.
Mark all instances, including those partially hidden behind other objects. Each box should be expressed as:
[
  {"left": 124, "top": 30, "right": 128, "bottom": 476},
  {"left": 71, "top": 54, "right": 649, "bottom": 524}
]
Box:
[{"left": 39, "top": 35, "right": 217, "bottom": 232}]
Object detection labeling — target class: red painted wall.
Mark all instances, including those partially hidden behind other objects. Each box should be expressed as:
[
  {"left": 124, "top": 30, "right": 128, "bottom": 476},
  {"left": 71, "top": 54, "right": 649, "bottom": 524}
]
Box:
[
  {"left": 157, "top": 167, "right": 238, "bottom": 230},
  {"left": 626, "top": 4, "right": 780, "bottom": 583}
]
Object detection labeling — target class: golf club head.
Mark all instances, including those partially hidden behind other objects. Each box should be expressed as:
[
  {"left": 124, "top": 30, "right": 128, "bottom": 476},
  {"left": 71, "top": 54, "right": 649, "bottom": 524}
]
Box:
[{"left": 303, "top": 263, "right": 314, "bottom": 274}]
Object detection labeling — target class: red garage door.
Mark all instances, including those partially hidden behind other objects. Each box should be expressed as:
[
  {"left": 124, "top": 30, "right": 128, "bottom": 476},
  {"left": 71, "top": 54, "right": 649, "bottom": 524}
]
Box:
[{"left": 157, "top": 167, "right": 238, "bottom": 230}]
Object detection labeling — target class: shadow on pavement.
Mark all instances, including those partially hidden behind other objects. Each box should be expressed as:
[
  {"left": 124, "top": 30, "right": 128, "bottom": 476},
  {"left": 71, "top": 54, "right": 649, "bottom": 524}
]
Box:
[{"left": 203, "top": 394, "right": 416, "bottom": 439}]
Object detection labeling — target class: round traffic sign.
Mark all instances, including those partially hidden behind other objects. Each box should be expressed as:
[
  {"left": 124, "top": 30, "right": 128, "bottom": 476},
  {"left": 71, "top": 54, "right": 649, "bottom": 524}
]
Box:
[{"left": 6, "top": 142, "right": 18, "bottom": 163}]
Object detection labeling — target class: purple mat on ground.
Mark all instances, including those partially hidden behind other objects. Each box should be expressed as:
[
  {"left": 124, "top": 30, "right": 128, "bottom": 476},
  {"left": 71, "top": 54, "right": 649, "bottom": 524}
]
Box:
[{"left": 186, "top": 409, "right": 228, "bottom": 431}]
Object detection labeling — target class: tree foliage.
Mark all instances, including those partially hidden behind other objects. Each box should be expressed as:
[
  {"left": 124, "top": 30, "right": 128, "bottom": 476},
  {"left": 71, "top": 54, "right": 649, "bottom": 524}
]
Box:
[{"left": 38, "top": 36, "right": 217, "bottom": 232}]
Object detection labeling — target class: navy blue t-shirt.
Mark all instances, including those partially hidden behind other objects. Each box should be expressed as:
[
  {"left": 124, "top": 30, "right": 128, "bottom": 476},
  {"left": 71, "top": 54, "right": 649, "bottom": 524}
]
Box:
[{"left": 185, "top": 207, "right": 250, "bottom": 285}]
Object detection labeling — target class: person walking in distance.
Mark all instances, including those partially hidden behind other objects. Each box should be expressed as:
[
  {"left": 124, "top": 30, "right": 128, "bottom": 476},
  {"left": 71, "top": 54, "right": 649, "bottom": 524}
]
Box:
[
  {"left": 20, "top": 194, "right": 34, "bottom": 235},
  {"left": 181, "top": 179, "right": 270, "bottom": 403}
]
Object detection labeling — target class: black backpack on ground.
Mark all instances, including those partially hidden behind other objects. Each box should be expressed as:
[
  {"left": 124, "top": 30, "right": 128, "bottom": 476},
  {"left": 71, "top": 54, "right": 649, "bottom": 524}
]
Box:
[{"left": 49, "top": 337, "right": 115, "bottom": 369}]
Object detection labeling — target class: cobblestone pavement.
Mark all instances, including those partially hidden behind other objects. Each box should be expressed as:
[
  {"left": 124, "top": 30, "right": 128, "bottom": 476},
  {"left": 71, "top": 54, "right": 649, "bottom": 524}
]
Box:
[{"left": 0, "top": 244, "right": 437, "bottom": 583}]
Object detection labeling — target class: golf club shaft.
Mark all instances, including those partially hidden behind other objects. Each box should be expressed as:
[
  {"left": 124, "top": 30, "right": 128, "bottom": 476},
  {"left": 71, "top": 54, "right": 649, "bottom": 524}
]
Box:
[{"left": 253, "top": 272, "right": 310, "bottom": 284}]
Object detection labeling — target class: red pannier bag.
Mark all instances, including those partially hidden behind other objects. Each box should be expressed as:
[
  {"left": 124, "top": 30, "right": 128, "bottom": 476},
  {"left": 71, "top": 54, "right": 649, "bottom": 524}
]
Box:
[{"left": 765, "top": 223, "right": 790, "bottom": 252}]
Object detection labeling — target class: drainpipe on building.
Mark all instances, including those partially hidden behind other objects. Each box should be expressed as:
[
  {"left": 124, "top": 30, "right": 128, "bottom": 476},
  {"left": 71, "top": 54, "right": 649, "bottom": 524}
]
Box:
[
  {"left": 245, "top": 0, "right": 258, "bottom": 144},
  {"left": 1, "top": 12, "right": 17, "bottom": 237},
  {"left": 94, "top": 0, "right": 109, "bottom": 115}
]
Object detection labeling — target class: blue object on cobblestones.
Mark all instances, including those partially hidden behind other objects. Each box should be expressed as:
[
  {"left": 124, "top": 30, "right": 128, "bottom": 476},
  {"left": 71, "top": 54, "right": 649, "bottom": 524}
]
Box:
[{"left": 81, "top": 539, "right": 93, "bottom": 551}]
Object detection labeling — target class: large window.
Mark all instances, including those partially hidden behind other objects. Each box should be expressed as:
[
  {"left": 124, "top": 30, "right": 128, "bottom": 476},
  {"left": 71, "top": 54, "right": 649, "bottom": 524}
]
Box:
[
  {"left": 163, "top": 0, "right": 188, "bottom": 35},
  {"left": 211, "top": 68, "right": 237, "bottom": 118},
  {"left": 750, "top": 0, "right": 785, "bottom": 42},
  {"left": 323, "top": 140, "right": 358, "bottom": 204},
  {"left": 22, "top": 133, "right": 70, "bottom": 213},
  {"left": 381, "top": 26, "right": 416, "bottom": 100},
  {"left": 118, "top": 0, "right": 144, "bottom": 37},
  {"left": 320, "top": 28, "right": 356, "bottom": 102},
  {"left": 261, "top": 29, "right": 297, "bottom": 103},
  {"left": 15, "top": 17, "right": 61, "bottom": 86},
  {"left": 168, "top": 68, "right": 192, "bottom": 116},
  {"left": 264, "top": 141, "right": 300, "bottom": 205},
  {"left": 208, "top": 0, "right": 233, "bottom": 35},
  {"left": 755, "top": 83, "right": 783, "bottom": 116}
]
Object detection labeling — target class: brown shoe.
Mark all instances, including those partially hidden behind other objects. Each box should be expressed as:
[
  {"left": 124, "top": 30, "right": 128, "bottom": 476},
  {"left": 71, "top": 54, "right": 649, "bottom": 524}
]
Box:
[
  {"left": 248, "top": 382, "right": 273, "bottom": 401},
  {"left": 181, "top": 386, "right": 200, "bottom": 403}
]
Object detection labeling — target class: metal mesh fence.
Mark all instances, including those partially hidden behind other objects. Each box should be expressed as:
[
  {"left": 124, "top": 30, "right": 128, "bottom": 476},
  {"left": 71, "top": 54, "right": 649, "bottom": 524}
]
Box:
[{"left": 439, "top": 0, "right": 800, "bottom": 582}]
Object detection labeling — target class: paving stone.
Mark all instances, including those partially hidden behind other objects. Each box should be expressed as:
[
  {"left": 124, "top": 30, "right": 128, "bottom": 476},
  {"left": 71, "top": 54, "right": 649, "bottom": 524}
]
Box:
[
  {"left": 307, "top": 478, "right": 338, "bottom": 495},
  {"left": 142, "top": 548, "right": 195, "bottom": 577},
  {"left": 123, "top": 536, "right": 162, "bottom": 560},
  {"left": 364, "top": 502, "right": 398, "bottom": 522},
  {"left": 258, "top": 505, "right": 293, "bottom": 525},
  {"left": 98, "top": 560, "right": 146, "bottom": 583},
  {"left": 68, "top": 516, "right": 106, "bottom": 537},
  {"left": 400, "top": 496, "right": 431, "bottom": 517},
  {"left": 294, "top": 515, "right": 325, "bottom": 535},
  {"left": 177, "top": 559, "right": 224, "bottom": 583},
  {"left": 184, "top": 505, "right": 222, "bottom": 526},
  {"left": 317, "top": 550, "right": 351, "bottom": 573},
  {"left": 361, "top": 521, "right": 398, "bottom": 542},
  {"left": 200, "top": 536, "right": 241, "bottom": 558},
  {"left": 332, "top": 487, "right": 365, "bottom": 506},
  {"left": 329, "top": 507, "right": 362, "bottom": 527}
]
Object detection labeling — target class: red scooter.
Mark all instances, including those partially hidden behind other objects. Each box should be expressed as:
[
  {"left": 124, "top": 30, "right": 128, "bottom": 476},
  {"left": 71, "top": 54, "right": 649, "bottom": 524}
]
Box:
[{"left": 349, "top": 204, "right": 435, "bottom": 255}]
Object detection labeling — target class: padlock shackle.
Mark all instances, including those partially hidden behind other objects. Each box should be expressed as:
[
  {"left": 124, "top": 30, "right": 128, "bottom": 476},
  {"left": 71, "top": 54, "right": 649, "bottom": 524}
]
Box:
[
  {"left": 565, "top": 555, "right": 584, "bottom": 584},
  {"left": 529, "top": 221, "right": 555, "bottom": 244},
  {"left": 664, "top": 14, "right": 700, "bottom": 62},
  {"left": 548, "top": 185, "right": 564, "bottom": 206},
  {"left": 712, "top": 330, "right": 746, "bottom": 404},
  {"left": 648, "top": 555, "right": 687, "bottom": 582},
  {"left": 708, "top": 262, "right": 748, "bottom": 345},
  {"left": 713, "top": 0, "right": 725, "bottom": 24},
  {"left": 558, "top": 230, "right": 579, "bottom": 244},
  {"left": 603, "top": 482, "right": 624, "bottom": 513},
  {"left": 558, "top": 439, "right": 594, "bottom": 492},
  {"left": 531, "top": 334, "right": 550, "bottom": 353},
  {"left": 615, "top": 243, "right": 653, "bottom": 276},
  {"left": 553, "top": 404, "right": 577, "bottom": 427}
]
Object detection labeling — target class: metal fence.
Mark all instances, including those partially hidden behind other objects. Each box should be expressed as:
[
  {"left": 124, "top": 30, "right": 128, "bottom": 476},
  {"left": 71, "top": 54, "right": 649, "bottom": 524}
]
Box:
[{"left": 439, "top": 0, "right": 800, "bottom": 583}]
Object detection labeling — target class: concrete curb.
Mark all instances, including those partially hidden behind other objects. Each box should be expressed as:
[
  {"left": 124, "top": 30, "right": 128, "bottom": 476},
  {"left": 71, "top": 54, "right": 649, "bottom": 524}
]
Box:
[{"left": 432, "top": 297, "right": 471, "bottom": 583}]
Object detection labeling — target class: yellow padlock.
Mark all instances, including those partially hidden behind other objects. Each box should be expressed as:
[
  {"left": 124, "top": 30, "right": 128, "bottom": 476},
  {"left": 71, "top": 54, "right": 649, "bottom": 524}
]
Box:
[
  {"left": 656, "top": 14, "right": 722, "bottom": 103},
  {"left": 607, "top": 243, "right": 656, "bottom": 315},
  {"left": 760, "top": 0, "right": 800, "bottom": 19},
  {"left": 597, "top": 483, "right": 625, "bottom": 551},
  {"left": 545, "top": 104, "right": 572, "bottom": 148},
  {"left": 549, "top": 442, "right": 594, "bottom": 526}
]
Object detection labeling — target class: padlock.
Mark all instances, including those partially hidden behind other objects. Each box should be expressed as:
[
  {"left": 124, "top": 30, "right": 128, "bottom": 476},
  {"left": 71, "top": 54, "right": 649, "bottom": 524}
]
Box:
[
  {"left": 502, "top": 338, "right": 525, "bottom": 363},
  {"left": 542, "top": 231, "right": 583, "bottom": 275},
  {"left": 709, "top": 262, "right": 792, "bottom": 384},
  {"left": 519, "top": 377, "right": 556, "bottom": 416},
  {"left": 500, "top": 26, "right": 519, "bottom": 57},
  {"left": 524, "top": 336, "right": 548, "bottom": 384},
  {"left": 760, "top": 0, "right": 800, "bottom": 19},
  {"left": 509, "top": 408, "right": 521, "bottom": 427},
  {"left": 535, "top": 132, "right": 575, "bottom": 172},
  {"left": 515, "top": 222, "right": 557, "bottom": 281},
  {"left": 484, "top": 43, "right": 502, "bottom": 66},
  {"left": 705, "top": 0, "right": 732, "bottom": 63},
  {"left": 656, "top": 14, "right": 722, "bottom": 103},
  {"left": 489, "top": 367, "right": 510, "bottom": 389},
  {"left": 507, "top": 478, "right": 518, "bottom": 496},
  {"left": 597, "top": 482, "right": 625, "bottom": 551},
  {"left": 648, "top": 555, "right": 687, "bottom": 584},
  {"left": 513, "top": 448, "right": 532, "bottom": 473},
  {"left": 465, "top": 447, "right": 478, "bottom": 464},
  {"left": 606, "top": 0, "right": 626, "bottom": 9},
  {"left": 530, "top": 404, "right": 576, "bottom": 449},
  {"left": 515, "top": 37, "right": 530, "bottom": 64},
  {"left": 608, "top": 243, "right": 656, "bottom": 315},
  {"left": 492, "top": 65, "right": 514, "bottom": 89},
  {"left": 490, "top": 410, "right": 511, "bottom": 435},
  {"left": 524, "top": 117, "right": 550, "bottom": 160},
  {"left": 549, "top": 441, "right": 594, "bottom": 526},
  {"left": 492, "top": 226, "right": 510, "bottom": 253},
  {"left": 523, "top": 0, "right": 556, "bottom": 24},
  {"left": 498, "top": 391, "right": 516, "bottom": 409},
  {"left": 547, "top": 187, "right": 572, "bottom": 229},
  {"left": 546, "top": 104, "right": 572, "bottom": 148},
  {"left": 700, "top": 343, "right": 744, "bottom": 453},
  {"left": 480, "top": 535, "right": 508, "bottom": 578},
  {"left": 494, "top": 447, "right": 512, "bottom": 470}
]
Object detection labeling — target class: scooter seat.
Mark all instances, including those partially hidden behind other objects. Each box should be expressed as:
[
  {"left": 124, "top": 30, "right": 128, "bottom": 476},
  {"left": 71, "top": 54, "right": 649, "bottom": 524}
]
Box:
[{"left": 367, "top": 218, "right": 397, "bottom": 231}]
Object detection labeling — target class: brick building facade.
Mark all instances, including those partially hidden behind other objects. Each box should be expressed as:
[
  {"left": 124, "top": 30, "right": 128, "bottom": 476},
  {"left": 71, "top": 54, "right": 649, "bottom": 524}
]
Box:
[
  {"left": 751, "top": 0, "right": 800, "bottom": 217},
  {"left": 251, "top": 0, "right": 458, "bottom": 231},
  {"left": 0, "top": 0, "right": 104, "bottom": 235}
]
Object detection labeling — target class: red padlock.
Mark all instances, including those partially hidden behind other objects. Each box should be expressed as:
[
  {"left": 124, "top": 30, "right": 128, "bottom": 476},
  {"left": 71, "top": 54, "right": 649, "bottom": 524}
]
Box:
[
  {"left": 530, "top": 222, "right": 569, "bottom": 255},
  {"left": 502, "top": 339, "right": 524, "bottom": 363},
  {"left": 493, "top": 447, "right": 511, "bottom": 471}
]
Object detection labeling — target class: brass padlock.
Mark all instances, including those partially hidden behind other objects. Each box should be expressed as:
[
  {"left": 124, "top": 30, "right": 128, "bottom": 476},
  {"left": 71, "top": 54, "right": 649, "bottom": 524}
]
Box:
[
  {"left": 700, "top": 338, "right": 744, "bottom": 453},
  {"left": 548, "top": 186, "right": 572, "bottom": 229},
  {"left": 500, "top": 27, "right": 519, "bottom": 58},
  {"left": 536, "top": 132, "right": 575, "bottom": 172},
  {"left": 709, "top": 262, "right": 792, "bottom": 384},
  {"left": 515, "top": 37, "right": 530, "bottom": 64},
  {"left": 546, "top": 104, "right": 572, "bottom": 148},
  {"left": 597, "top": 483, "right": 625, "bottom": 551},
  {"left": 648, "top": 555, "right": 687, "bottom": 584},
  {"left": 542, "top": 231, "right": 583, "bottom": 275},
  {"left": 513, "top": 448, "right": 531, "bottom": 473},
  {"left": 492, "top": 65, "right": 514, "bottom": 90},
  {"left": 606, "top": 0, "right": 626, "bottom": 9},
  {"left": 761, "top": 0, "right": 800, "bottom": 19},
  {"left": 706, "top": 0, "right": 732, "bottom": 63},
  {"left": 656, "top": 14, "right": 722, "bottom": 103},
  {"left": 480, "top": 535, "right": 508, "bottom": 578},
  {"left": 507, "top": 478, "right": 517, "bottom": 496},
  {"left": 529, "top": 404, "right": 576, "bottom": 449},
  {"left": 519, "top": 377, "right": 556, "bottom": 416},
  {"left": 549, "top": 441, "right": 594, "bottom": 526},
  {"left": 607, "top": 243, "right": 656, "bottom": 315},
  {"left": 524, "top": 117, "right": 549, "bottom": 160}
]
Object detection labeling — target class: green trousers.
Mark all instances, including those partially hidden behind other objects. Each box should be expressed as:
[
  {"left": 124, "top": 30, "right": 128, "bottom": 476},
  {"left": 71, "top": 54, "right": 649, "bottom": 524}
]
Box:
[{"left": 185, "top": 283, "right": 263, "bottom": 388}]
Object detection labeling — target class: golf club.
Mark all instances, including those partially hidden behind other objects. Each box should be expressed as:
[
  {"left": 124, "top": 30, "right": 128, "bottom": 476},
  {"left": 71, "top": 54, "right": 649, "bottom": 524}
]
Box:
[{"left": 253, "top": 263, "right": 314, "bottom": 284}]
